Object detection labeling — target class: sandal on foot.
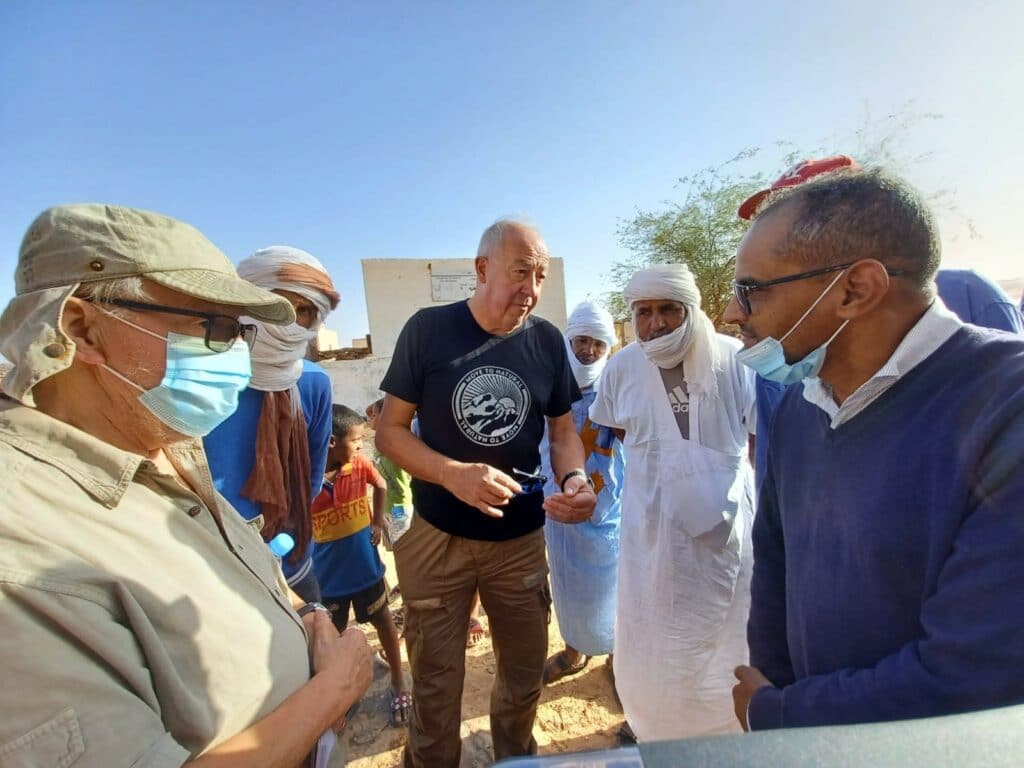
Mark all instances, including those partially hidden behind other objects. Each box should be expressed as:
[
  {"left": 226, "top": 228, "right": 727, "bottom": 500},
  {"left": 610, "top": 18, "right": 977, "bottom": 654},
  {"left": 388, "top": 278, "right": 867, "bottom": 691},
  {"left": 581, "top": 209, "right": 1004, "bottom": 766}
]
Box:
[
  {"left": 542, "top": 650, "right": 590, "bottom": 685},
  {"left": 466, "top": 617, "right": 486, "bottom": 648},
  {"left": 388, "top": 689, "right": 413, "bottom": 727}
]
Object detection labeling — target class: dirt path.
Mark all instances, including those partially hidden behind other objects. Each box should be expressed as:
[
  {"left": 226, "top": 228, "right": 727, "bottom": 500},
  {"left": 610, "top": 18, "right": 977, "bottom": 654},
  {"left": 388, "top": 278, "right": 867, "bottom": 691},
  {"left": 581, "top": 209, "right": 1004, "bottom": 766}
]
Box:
[{"left": 337, "top": 549, "right": 623, "bottom": 767}]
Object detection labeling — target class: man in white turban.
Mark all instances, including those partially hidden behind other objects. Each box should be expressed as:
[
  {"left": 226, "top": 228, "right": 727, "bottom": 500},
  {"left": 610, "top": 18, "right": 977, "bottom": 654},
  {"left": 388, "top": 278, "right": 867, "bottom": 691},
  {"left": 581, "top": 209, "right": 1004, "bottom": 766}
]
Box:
[
  {"left": 540, "top": 302, "right": 625, "bottom": 684},
  {"left": 204, "top": 245, "right": 340, "bottom": 601},
  {"left": 590, "top": 263, "right": 757, "bottom": 741}
]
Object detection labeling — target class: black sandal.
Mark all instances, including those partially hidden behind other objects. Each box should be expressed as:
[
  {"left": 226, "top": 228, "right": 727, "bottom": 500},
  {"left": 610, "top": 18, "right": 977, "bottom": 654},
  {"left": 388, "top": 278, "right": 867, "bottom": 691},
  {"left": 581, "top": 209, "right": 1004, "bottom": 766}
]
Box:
[{"left": 542, "top": 650, "right": 591, "bottom": 685}]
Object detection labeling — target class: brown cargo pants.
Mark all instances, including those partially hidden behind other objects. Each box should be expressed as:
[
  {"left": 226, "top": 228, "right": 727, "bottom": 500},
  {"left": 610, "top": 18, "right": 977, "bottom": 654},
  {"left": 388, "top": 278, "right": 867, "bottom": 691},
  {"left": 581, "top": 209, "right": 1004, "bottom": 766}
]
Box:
[{"left": 393, "top": 514, "right": 551, "bottom": 768}]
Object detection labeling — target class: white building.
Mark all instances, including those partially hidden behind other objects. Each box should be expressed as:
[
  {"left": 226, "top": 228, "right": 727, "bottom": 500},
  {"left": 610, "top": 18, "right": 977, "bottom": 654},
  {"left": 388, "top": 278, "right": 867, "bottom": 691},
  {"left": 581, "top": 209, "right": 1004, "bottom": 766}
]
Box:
[{"left": 316, "top": 324, "right": 340, "bottom": 352}]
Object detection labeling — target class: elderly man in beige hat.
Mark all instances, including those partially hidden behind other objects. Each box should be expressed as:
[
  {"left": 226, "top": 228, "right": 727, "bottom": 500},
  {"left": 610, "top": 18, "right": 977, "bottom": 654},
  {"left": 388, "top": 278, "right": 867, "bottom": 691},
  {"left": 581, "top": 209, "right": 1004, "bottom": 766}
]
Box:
[{"left": 0, "top": 204, "right": 371, "bottom": 767}]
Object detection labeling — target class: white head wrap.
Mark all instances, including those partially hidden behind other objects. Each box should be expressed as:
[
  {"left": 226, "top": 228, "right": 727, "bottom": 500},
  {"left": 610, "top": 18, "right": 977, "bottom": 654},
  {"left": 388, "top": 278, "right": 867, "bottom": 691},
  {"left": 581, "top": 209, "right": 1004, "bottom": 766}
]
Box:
[
  {"left": 623, "top": 263, "right": 721, "bottom": 399},
  {"left": 237, "top": 246, "right": 338, "bottom": 392},
  {"left": 564, "top": 301, "right": 616, "bottom": 390}
]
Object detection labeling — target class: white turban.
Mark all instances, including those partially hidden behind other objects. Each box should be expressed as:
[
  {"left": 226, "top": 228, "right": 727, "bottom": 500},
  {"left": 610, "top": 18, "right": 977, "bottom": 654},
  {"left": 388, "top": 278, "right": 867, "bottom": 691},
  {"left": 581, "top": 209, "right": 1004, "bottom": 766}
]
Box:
[
  {"left": 623, "top": 263, "right": 721, "bottom": 399},
  {"left": 564, "top": 301, "right": 616, "bottom": 390},
  {"left": 237, "top": 246, "right": 339, "bottom": 391},
  {"left": 566, "top": 301, "right": 616, "bottom": 347}
]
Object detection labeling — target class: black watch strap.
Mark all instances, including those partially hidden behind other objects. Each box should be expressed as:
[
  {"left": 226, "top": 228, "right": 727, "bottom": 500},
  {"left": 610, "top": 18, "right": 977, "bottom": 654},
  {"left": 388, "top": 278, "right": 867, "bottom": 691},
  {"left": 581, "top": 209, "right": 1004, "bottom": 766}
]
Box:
[{"left": 560, "top": 469, "right": 589, "bottom": 492}]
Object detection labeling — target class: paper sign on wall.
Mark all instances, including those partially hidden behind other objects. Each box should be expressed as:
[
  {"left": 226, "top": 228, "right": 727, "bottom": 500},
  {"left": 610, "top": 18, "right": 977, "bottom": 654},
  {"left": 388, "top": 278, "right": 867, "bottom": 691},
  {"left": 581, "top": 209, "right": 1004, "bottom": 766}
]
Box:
[{"left": 431, "top": 273, "right": 477, "bottom": 302}]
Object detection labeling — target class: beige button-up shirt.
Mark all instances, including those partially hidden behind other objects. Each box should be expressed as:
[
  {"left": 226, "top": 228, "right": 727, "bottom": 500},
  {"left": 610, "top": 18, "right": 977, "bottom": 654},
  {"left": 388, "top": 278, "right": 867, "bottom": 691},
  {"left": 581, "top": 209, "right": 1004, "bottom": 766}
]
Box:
[{"left": 0, "top": 398, "right": 311, "bottom": 767}]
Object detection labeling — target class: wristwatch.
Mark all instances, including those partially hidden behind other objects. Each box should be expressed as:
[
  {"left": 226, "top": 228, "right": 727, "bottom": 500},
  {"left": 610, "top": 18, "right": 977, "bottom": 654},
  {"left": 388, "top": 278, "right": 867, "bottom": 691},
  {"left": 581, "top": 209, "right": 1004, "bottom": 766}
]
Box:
[
  {"left": 297, "top": 601, "right": 329, "bottom": 618},
  {"left": 560, "top": 469, "right": 593, "bottom": 492}
]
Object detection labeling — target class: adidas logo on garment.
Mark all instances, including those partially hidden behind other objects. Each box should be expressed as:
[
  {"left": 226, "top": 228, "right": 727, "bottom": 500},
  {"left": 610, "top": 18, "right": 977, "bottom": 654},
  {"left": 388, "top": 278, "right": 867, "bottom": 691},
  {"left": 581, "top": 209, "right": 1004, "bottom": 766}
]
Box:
[{"left": 667, "top": 385, "right": 689, "bottom": 414}]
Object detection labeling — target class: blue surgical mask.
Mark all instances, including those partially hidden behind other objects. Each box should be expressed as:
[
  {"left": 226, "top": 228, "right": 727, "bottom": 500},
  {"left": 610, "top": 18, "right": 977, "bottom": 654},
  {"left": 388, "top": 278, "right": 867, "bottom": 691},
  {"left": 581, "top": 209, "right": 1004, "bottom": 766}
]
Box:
[
  {"left": 100, "top": 313, "right": 251, "bottom": 437},
  {"left": 736, "top": 270, "right": 849, "bottom": 385}
]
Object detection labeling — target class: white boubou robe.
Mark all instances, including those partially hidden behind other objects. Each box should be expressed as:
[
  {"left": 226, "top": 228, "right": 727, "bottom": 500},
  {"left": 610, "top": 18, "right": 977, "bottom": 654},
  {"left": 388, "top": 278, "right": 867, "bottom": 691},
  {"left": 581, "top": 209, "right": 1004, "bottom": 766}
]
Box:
[{"left": 589, "top": 334, "right": 757, "bottom": 741}]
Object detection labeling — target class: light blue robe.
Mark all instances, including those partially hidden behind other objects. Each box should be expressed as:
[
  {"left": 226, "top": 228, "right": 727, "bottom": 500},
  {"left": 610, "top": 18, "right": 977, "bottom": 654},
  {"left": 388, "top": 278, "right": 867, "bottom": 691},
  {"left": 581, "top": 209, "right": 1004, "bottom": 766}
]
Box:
[{"left": 541, "top": 387, "right": 625, "bottom": 656}]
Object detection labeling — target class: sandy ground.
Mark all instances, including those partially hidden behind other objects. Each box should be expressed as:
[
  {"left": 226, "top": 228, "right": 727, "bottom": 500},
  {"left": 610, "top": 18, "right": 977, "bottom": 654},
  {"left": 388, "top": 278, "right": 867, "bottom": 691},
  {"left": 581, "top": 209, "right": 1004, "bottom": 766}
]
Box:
[{"left": 335, "top": 547, "right": 623, "bottom": 768}]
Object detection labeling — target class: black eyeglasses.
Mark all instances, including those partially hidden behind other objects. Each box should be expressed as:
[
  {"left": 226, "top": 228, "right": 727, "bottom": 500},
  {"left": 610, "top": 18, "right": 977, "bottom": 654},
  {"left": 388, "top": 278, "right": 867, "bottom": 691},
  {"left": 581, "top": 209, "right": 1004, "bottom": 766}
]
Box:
[
  {"left": 732, "top": 263, "right": 911, "bottom": 315},
  {"left": 90, "top": 298, "right": 258, "bottom": 352}
]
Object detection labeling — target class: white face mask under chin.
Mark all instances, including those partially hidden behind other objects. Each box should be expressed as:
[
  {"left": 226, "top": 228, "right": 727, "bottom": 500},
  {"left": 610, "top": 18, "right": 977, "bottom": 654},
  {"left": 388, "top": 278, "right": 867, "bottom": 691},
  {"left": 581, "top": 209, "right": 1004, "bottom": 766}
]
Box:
[{"left": 636, "top": 321, "right": 692, "bottom": 369}]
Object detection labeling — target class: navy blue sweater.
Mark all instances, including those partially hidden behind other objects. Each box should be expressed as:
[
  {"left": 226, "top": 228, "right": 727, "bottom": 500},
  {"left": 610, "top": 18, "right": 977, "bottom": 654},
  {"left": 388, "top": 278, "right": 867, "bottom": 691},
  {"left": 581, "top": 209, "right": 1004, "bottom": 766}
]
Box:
[{"left": 748, "top": 326, "right": 1024, "bottom": 729}]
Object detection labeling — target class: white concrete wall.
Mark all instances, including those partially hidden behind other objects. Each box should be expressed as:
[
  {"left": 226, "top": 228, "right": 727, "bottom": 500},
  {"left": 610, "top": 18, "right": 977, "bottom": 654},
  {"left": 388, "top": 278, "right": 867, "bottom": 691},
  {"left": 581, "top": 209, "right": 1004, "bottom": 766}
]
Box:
[
  {"left": 361, "top": 258, "right": 568, "bottom": 359},
  {"left": 319, "top": 356, "right": 394, "bottom": 413},
  {"left": 316, "top": 325, "right": 339, "bottom": 352}
]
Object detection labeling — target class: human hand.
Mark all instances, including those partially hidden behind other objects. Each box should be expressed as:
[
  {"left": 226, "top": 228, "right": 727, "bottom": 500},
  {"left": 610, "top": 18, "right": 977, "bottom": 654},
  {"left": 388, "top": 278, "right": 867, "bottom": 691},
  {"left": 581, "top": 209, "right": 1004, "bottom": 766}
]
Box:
[
  {"left": 732, "top": 665, "right": 772, "bottom": 731},
  {"left": 370, "top": 523, "right": 383, "bottom": 547},
  {"left": 443, "top": 462, "right": 522, "bottom": 518},
  {"left": 543, "top": 474, "right": 596, "bottom": 524},
  {"left": 310, "top": 612, "right": 373, "bottom": 726}
]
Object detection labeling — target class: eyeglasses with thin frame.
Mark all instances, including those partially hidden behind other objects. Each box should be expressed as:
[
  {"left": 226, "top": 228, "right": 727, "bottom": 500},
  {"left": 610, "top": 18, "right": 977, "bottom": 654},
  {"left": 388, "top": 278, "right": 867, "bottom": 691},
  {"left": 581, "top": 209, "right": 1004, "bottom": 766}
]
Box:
[
  {"left": 89, "top": 298, "right": 258, "bottom": 352},
  {"left": 731, "top": 263, "right": 911, "bottom": 315}
]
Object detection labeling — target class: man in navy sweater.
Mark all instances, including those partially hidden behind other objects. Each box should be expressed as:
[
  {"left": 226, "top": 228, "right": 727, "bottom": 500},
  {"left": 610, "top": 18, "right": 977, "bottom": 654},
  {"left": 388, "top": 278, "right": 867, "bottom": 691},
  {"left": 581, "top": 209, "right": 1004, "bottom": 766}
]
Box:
[
  {"left": 740, "top": 157, "right": 1022, "bottom": 495},
  {"left": 724, "top": 168, "right": 1024, "bottom": 731}
]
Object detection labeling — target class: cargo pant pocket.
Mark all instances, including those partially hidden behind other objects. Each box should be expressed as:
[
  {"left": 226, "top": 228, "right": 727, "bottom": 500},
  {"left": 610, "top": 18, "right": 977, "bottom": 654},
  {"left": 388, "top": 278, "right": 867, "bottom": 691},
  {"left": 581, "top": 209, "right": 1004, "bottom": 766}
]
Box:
[{"left": 0, "top": 708, "right": 84, "bottom": 768}]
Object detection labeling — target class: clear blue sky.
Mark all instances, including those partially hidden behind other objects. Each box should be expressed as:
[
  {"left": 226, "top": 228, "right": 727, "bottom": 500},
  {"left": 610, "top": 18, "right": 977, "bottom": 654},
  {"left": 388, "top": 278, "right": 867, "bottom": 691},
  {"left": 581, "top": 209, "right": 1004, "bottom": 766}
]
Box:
[{"left": 2, "top": 1, "right": 1021, "bottom": 345}]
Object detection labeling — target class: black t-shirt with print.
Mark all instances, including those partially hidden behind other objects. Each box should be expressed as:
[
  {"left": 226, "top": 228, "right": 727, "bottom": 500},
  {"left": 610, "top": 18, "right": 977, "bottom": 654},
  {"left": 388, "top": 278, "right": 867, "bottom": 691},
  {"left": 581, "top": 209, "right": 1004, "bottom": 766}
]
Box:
[{"left": 380, "top": 300, "right": 579, "bottom": 541}]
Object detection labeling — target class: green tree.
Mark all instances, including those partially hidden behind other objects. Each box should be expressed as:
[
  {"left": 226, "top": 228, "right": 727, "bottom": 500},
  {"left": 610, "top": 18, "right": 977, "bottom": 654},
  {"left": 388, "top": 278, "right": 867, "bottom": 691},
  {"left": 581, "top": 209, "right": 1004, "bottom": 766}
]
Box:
[
  {"left": 610, "top": 148, "right": 765, "bottom": 326},
  {"left": 608, "top": 104, "right": 965, "bottom": 328}
]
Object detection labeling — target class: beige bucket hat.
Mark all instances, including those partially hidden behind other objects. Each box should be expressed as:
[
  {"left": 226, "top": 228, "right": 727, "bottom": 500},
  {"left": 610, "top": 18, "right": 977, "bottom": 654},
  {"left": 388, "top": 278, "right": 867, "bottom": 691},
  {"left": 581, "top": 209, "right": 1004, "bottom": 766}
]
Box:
[{"left": 1, "top": 203, "right": 295, "bottom": 405}]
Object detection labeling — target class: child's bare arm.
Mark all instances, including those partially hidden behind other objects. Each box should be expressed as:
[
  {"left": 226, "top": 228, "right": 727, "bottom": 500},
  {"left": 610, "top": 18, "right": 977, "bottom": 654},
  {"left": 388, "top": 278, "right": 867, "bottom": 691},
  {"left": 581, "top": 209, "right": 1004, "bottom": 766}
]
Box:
[{"left": 369, "top": 484, "right": 386, "bottom": 546}]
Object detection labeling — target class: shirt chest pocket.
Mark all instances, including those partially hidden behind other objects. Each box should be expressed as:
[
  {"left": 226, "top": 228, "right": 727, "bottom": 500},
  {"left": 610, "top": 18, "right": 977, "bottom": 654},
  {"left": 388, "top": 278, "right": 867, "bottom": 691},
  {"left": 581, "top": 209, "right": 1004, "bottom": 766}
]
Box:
[
  {"left": 0, "top": 708, "right": 84, "bottom": 768},
  {"left": 240, "top": 517, "right": 287, "bottom": 592}
]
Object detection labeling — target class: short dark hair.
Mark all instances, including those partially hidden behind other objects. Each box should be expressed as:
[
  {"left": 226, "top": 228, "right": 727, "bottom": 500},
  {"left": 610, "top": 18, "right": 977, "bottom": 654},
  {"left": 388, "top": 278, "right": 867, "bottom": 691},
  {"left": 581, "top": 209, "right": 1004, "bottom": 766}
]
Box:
[
  {"left": 758, "top": 168, "right": 941, "bottom": 287},
  {"left": 331, "top": 404, "right": 365, "bottom": 438}
]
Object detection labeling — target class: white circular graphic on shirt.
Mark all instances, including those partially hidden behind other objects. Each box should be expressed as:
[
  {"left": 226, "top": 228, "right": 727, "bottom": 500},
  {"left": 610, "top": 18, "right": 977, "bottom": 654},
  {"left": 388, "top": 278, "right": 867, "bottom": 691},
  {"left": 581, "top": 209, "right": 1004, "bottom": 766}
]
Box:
[{"left": 452, "top": 366, "right": 531, "bottom": 446}]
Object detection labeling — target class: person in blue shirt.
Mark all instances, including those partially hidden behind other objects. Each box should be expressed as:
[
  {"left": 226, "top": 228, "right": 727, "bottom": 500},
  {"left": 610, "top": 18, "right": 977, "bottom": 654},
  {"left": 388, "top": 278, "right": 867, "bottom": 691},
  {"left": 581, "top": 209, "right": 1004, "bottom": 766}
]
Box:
[
  {"left": 539, "top": 302, "right": 625, "bottom": 685},
  {"left": 205, "top": 246, "right": 338, "bottom": 602},
  {"left": 935, "top": 269, "right": 1022, "bottom": 333},
  {"left": 725, "top": 167, "right": 1024, "bottom": 731}
]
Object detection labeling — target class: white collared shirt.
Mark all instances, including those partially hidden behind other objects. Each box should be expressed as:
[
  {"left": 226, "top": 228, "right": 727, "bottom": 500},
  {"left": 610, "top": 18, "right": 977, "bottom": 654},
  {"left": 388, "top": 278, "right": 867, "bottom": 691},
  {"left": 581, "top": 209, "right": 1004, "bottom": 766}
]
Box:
[{"left": 802, "top": 298, "right": 963, "bottom": 429}]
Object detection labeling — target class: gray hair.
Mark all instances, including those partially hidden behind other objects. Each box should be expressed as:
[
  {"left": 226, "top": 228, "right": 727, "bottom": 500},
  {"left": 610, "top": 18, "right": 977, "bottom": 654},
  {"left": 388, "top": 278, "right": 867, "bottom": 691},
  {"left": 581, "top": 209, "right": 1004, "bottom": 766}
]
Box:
[
  {"left": 758, "top": 168, "right": 940, "bottom": 288},
  {"left": 73, "top": 277, "right": 161, "bottom": 377},
  {"left": 476, "top": 217, "right": 540, "bottom": 260},
  {"left": 74, "top": 277, "right": 153, "bottom": 314}
]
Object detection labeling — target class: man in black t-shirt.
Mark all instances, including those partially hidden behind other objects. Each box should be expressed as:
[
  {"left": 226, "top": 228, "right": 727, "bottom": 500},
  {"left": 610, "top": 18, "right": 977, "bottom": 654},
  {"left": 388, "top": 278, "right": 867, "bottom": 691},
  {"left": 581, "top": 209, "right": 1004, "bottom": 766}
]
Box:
[{"left": 377, "top": 219, "right": 596, "bottom": 768}]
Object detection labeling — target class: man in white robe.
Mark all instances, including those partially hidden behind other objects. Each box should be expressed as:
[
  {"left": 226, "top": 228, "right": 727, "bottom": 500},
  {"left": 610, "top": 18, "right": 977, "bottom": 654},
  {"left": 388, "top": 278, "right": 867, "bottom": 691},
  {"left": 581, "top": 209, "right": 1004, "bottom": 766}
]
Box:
[{"left": 590, "top": 263, "right": 757, "bottom": 741}]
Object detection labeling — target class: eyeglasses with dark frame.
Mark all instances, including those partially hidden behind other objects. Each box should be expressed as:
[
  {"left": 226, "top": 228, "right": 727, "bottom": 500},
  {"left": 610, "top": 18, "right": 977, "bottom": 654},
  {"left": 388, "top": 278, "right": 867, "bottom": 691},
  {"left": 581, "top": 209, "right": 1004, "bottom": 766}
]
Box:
[
  {"left": 89, "top": 298, "right": 258, "bottom": 352},
  {"left": 731, "top": 263, "right": 911, "bottom": 315}
]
